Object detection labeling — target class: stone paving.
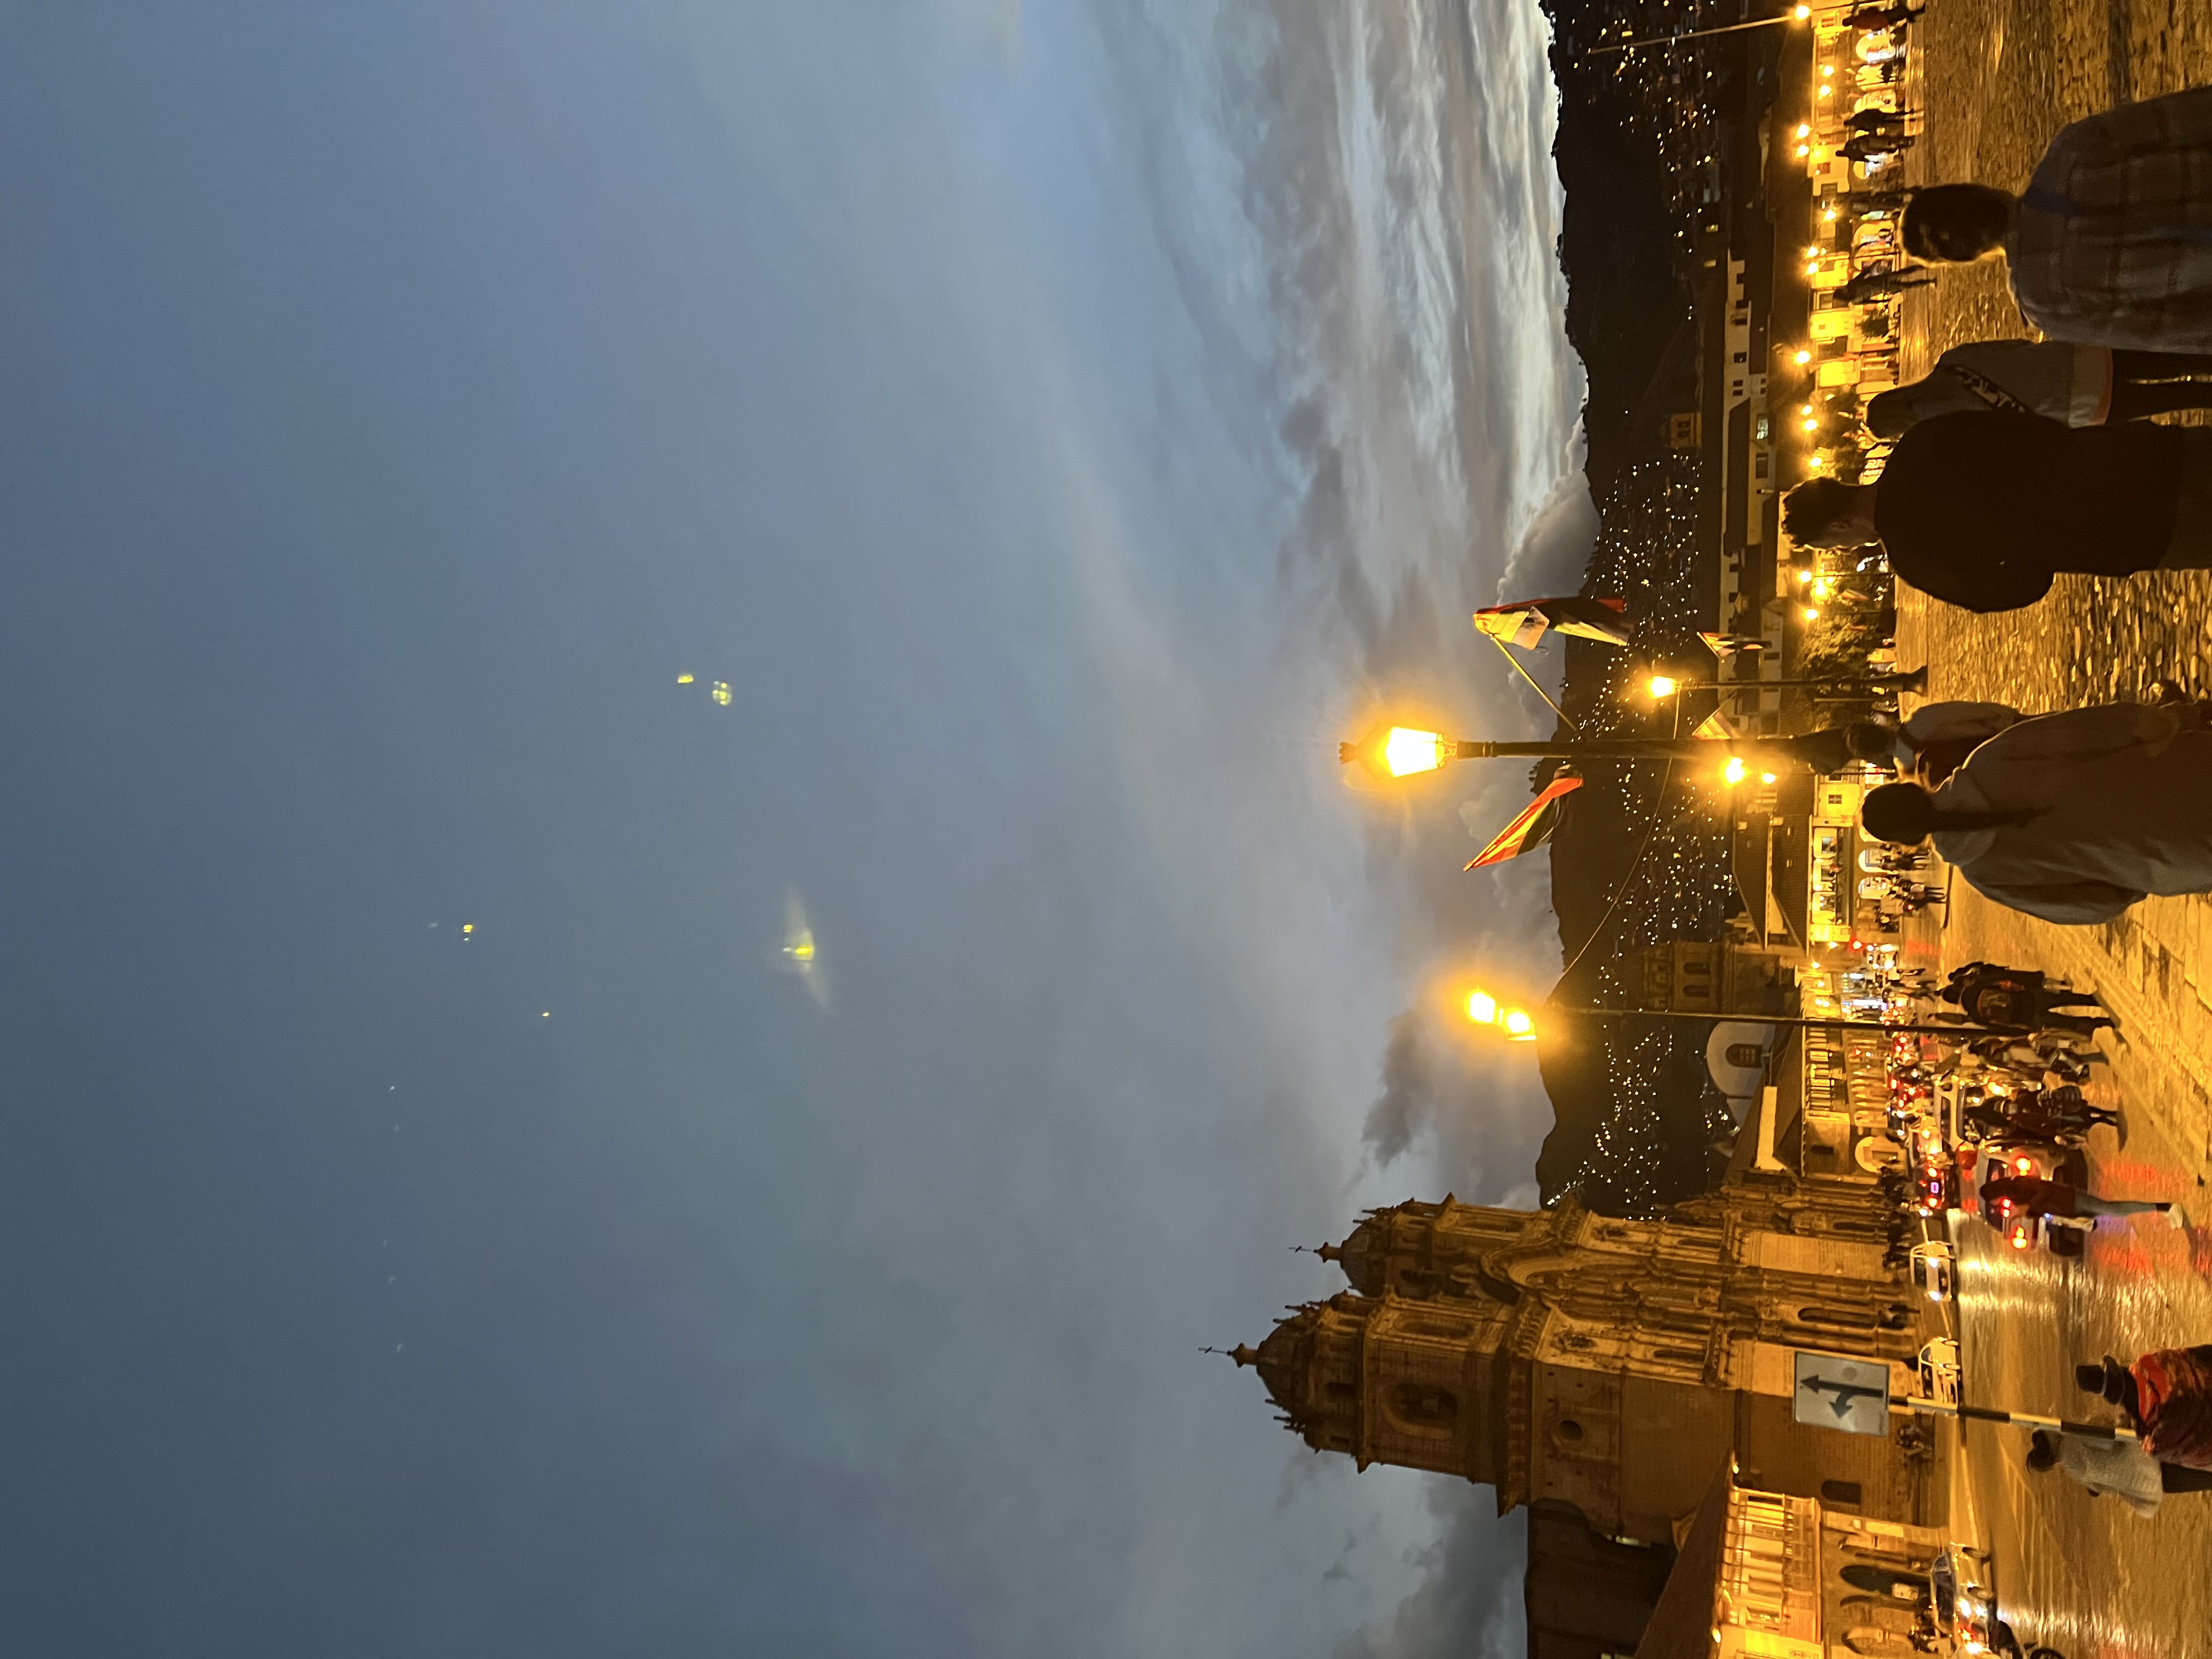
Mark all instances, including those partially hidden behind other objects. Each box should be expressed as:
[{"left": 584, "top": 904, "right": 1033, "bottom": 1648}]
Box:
[{"left": 1881, "top": 4, "right": 2212, "bottom": 1651}]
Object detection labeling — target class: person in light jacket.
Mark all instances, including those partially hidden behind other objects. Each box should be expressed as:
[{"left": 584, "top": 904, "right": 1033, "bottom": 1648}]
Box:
[
  {"left": 2026, "top": 1429, "right": 2165, "bottom": 1516},
  {"left": 1867, "top": 341, "right": 2212, "bottom": 437},
  {"left": 1859, "top": 701, "right": 2212, "bottom": 923}
]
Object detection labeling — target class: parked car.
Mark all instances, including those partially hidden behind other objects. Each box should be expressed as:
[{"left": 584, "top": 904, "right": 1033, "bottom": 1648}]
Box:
[
  {"left": 1928, "top": 1544, "right": 2063, "bottom": 1659},
  {"left": 1909, "top": 1239, "right": 1955, "bottom": 1302},
  {"left": 1917, "top": 1336, "right": 1961, "bottom": 1407}
]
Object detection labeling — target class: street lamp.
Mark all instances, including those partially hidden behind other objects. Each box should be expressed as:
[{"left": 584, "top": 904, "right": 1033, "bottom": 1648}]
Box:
[
  {"left": 1642, "top": 665, "right": 1930, "bottom": 698},
  {"left": 1339, "top": 718, "right": 1900, "bottom": 777},
  {"left": 1339, "top": 724, "right": 1469, "bottom": 784},
  {"left": 1466, "top": 990, "right": 1537, "bottom": 1041}
]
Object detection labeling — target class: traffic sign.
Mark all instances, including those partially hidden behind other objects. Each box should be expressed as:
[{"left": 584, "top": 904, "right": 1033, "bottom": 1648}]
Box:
[{"left": 1793, "top": 1350, "right": 1892, "bottom": 1436}]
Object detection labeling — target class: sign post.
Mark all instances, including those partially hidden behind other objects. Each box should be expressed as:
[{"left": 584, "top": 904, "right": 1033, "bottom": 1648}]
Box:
[
  {"left": 1896, "top": 1396, "right": 2141, "bottom": 1441},
  {"left": 1792, "top": 1351, "right": 1893, "bottom": 1436}
]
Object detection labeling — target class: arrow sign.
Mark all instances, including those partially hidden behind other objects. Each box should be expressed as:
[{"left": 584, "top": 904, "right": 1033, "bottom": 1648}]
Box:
[{"left": 1793, "top": 1351, "right": 1892, "bottom": 1436}]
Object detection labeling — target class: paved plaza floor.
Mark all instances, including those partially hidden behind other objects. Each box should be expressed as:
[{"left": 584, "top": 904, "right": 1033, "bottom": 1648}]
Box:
[{"left": 1876, "top": 4, "right": 2212, "bottom": 1651}]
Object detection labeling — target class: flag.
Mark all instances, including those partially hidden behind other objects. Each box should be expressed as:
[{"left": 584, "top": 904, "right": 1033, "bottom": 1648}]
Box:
[
  {"left": 1464, "top": 776, "right": 1583, "bottom": 870},
  {"left": 1698, "top": 631, "right": 1768, "bottom": 659},
  {"left": 1692, "top": 710, "right": 1736, "bottom": 741},
  {"left": 1471, "top": 595, "right": 1630, "bottom": 650}
]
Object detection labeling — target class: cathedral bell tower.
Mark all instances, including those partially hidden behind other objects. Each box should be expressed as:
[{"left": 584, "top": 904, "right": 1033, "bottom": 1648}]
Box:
[{"left": 1236, "top": 1190, "right": 1923, "bottom": 1543}]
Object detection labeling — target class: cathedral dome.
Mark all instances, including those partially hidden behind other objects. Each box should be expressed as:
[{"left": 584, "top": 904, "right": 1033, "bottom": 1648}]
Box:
[
  {"left": 1232, "top": 1308, "right": 1320, "bottom": 1425},
  {"left": 1320, "top": 1210, "right": 1397, "bottom": 1295}
]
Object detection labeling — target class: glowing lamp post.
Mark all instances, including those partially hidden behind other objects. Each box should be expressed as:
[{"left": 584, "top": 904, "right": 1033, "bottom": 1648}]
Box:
[
  {"left": 1466, "top": 990, "right": 1538, "bottom": 1042},
  {"left": 1339, "top": 714, "right": 1901, "bottom": 781},
  {"left": 1641, "top": 665, "right": 1929, "bottom": 701},
  {"left": 1589, "top": 4, "right": 1808, "bottom": 54},
  {"left": 1338, "top": 725, "right": 1480, "bottom": 786}
]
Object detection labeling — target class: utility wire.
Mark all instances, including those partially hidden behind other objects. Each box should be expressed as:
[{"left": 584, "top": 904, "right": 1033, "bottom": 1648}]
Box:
[{"left": 1553, "top": 699, "right": 1681, "bottom": 989}]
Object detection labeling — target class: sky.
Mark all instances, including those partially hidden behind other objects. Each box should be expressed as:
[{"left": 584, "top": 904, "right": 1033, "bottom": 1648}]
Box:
[{"left": 0, "top": 2, "right": 1589, "bottom": 1654}]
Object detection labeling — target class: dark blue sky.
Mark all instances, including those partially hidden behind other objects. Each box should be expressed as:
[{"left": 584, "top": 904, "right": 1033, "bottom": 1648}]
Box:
[{"left": 0, "top": 2, "right": 1588, "bottom": 1653}]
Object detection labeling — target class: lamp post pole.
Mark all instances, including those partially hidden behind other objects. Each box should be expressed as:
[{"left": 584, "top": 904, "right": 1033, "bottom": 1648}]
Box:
[
  {"left": 1344, "top": 733, "right": 1858, "bottom": 764},
  {"left": 1673, "top": 673, "right": 1926, "bottom": 695},
  {"left": 1588, "top": 7, "right": 1813, "bottom": 55},
  {"left": 1551, "top": 1004, "right": 2030, "bottom": 1041}
]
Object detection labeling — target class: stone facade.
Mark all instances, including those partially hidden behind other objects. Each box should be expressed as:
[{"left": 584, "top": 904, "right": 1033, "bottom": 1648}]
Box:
[{"left": 1236, "top": 1173, "right": 1933, "bottom": 1553}]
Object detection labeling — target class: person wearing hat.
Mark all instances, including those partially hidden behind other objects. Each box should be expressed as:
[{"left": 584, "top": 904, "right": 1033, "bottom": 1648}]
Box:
[{"left": 2079, "top": 1351, "right": 2212, "bottom": 1474}]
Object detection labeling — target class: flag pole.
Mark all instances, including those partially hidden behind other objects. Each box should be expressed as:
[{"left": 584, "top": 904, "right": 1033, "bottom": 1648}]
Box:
[{"left": 1486, "top": 634, "right": 1580, "bottom": 733}]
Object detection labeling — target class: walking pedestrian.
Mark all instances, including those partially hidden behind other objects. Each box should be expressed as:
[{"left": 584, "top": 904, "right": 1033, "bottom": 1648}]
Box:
[
  {"left": 1902, "top": 87, "right": 2212, "bottom": 349},
  {"left": 1966, "top": 1088, "right": 2123, "bottom": 1144},
  {"left": 1782, "top": 411, "right": 2212, "bottom": 612},
  {"left": 1942, "top": 963, "right": 2113, "bottom": 1034},
  {"left": 2025, "top": 1428, "right": 2165, "bottom": 1515},
  {"left": 1845, "top": 108, "right": 1911, "bottom": 138},
  {"left": 1846, "top": 0, "right": 1926, "bottom": 30},
  {"left": 1892, "top": 699, "right": 2021, "bottom": 785},
  {"left": 1978, "top": 1172, "right": 2180, "bottom": 1225},
  {"left": 1858, "top": 702, "right": 2212, "bottom": 923},
  {"left": 2080, "top": 1350, "right": 2212, "bottom": 1470},
  {"left": 1841, "top": 131, "right": 1915, "bottom": 164},
  {"left": 1835, "top": 266, "right": 1934, "bottom": 304},
  {"left": 1868, "top": 342, "right": 2212, "bottom": 438},
  {"left": 2027, "top": 1084, "right": 2125, "bottom": 1138}
]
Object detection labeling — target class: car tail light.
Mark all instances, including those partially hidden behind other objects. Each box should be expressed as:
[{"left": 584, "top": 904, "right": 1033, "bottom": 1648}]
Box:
[{"left": 2014, "top": 1156, "right": 2033, "bottom": 1173}]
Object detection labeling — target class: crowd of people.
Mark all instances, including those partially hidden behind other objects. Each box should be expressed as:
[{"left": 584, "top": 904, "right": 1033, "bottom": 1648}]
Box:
[
  {"left": 1764, "top": 83, "right": 2212, "bottom": 928},
  {"left": 1747, "top": 7, "right": 2212, "bottom": 1598},
  {"left": 1843, "top": 958, "right": 2120, "bottom": 1239}
]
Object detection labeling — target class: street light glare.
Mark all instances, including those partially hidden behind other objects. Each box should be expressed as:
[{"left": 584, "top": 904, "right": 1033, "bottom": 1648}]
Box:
[
  {"left": 1794, "top": 348, "right": 1812, "bottom": 364},
  {"left": 1503, "top": 1009, "right": 1535, "bottom": 1039},
  {"left": 1468, "top": 991, "right": 1499, "bottom": 1025},
  {"left": 1795, "top": 4, "right": 1810, "bottom": 16},
  {"left": 1383, "top": 727, "right": 1447, "bottom": 777},
  {"left": 1648, "top": 674, "right": 1679, "bottom": 698},
  {"left": 1722, "top": 756, "right": 1748, "bottom": 785}
]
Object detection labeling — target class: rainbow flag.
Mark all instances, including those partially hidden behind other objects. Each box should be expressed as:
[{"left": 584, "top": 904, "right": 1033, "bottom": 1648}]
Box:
[{"left": 1465, "top": 775, "right": 1584, "bottom": 871}]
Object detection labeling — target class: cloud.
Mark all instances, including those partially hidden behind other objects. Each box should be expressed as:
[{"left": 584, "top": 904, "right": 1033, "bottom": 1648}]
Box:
[
  {"left": 1359, "top": 1010, "right": 1551, "bottom": 1190},
  {"left": 1361, "top": 1012, "right": 1431, "bottom": 1167},
  {"left": 1338, "top": 1481, "right": 1527, "bottom": 1659},
  {"left": 1500, "top": 462, "right": 1600, "bottom": 597}
]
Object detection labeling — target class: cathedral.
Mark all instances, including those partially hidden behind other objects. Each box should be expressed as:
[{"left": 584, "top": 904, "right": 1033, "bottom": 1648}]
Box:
[{"left": 1234, "top": 1174, "right": 1934, "bottom": 1657}]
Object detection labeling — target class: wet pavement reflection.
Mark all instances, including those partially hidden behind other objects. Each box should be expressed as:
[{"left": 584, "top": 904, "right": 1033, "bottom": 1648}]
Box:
[{"left": 1950, "top": 1173, "right": 2212, "bottom": 1656}]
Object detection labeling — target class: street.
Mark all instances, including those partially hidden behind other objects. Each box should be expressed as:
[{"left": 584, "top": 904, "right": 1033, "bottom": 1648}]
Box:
[{"left": 1884, "top": 1, "right": 2212, "bottom": 1651}]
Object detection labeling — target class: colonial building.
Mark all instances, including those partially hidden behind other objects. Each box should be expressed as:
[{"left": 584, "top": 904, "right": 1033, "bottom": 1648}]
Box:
[
  {"left": 1234, "top": 1176, "right": 1934, "bottom": 1658},
  {"left": 1635, "top": 1474, "right": 1957, "bottom": 1659}
]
